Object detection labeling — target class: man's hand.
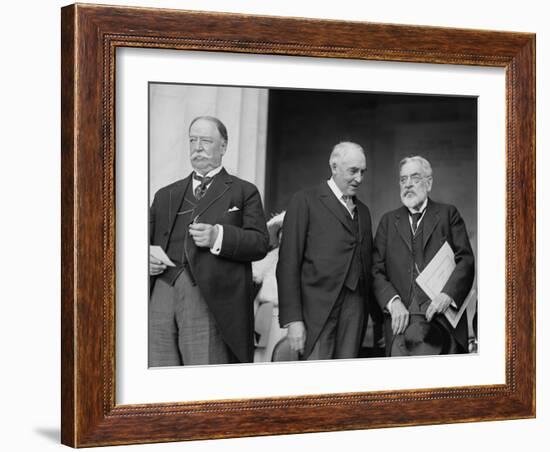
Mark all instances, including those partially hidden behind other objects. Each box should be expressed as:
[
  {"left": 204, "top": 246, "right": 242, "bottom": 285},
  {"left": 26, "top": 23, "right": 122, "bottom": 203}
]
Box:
[
  {"left": 189, "top": 223, "right": 219, "bottom": 248},
  {"left": 426, "top": 292, "right": 453, "bottom": 321},
  {"left": 389, "top": 298, "right": 410, "bottom": 335},
  {"left": 287, "top": 321, "right": 306, "bottom": 355},
  {"left": 149, "top": 255, "right": 167, "bottom": 276}
]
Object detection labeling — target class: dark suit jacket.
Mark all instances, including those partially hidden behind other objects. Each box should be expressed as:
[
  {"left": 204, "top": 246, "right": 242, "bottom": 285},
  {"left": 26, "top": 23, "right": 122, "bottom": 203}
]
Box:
[
  {"left": 276, "top": 182, "right": 373, "bottom": 358},
  {"left": 372, "top": 199, "right": 475, "bottom": 351},
  {"left": 149, "top": 168, "right": 269, "bottom": 363}
]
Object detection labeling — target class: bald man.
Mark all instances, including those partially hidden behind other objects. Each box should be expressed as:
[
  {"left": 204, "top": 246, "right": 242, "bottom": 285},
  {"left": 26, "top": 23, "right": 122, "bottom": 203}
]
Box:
[{"left": 277, "top": 142, "right": 373, "bottom": 360}]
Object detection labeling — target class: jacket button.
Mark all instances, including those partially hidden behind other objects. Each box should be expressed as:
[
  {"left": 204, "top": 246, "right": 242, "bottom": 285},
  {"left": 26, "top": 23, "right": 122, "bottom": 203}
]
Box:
[{"left": 163, "top": 231, "right": 168, "bottom": 236}]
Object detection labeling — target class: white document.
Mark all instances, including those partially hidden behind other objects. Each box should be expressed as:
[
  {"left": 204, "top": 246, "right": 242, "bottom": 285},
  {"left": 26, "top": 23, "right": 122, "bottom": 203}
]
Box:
[
  {"left": 416, "top": 241, "right": 473, "bottom": 328},
  {"left": 444, "top": 287, "right": 476, "bottom": 329},
  {"left": 149, "top": 245, "right": 176, "bottom": 267},
  {"left": 416, "top": 241, "right": 455, "bottom": 299}
]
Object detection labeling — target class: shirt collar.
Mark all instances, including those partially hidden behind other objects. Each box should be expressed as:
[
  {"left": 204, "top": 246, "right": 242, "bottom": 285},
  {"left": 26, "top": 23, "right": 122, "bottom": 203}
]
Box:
[
  {"left": 406, "top": 197, "right": 428, "bottom": 215},
  {"left": 194, "top": 166, "right": 223, "bottom": 179},
  {"left": 327, "top": 178, "right": 346, "bottom": 200}
]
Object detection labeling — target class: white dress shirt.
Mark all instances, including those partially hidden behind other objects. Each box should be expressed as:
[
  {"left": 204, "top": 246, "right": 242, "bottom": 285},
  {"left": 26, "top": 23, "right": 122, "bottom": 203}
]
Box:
[
  {"left": 327, "top": 178, "right": 355, "bottom": 218},
  {"left": 193, "top": 166, "right": 224, "bottom": 255},
  {"left": 406, "top": 198, "right": 428, "bottom": 232}
]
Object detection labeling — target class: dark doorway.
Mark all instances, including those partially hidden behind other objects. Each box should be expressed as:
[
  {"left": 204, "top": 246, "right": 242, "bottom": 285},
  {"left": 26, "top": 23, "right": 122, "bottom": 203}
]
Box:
[{"left": 264, "top": 88, "right": 477, "bottom": 240}]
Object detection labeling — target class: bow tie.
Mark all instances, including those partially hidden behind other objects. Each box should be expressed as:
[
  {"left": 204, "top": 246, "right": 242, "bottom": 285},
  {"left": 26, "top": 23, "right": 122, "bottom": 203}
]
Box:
[
  {"left": 193, "top": 173, "right": 214, "bottom": 200},
  {"left": 193, "top": 173, "right": 213, "bottom": 184}
]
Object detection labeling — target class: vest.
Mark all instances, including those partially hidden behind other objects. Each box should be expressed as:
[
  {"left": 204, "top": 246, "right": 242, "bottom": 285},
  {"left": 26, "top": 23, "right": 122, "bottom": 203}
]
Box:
[
  {"left": 336, "top": 202, "right": 364, "bottom": 292},
  {"left": 159, "top": 182, "right": 198, "bottom": 286},
  {"left": 408, "top": 219, "right": 430, "bottom": 310}
]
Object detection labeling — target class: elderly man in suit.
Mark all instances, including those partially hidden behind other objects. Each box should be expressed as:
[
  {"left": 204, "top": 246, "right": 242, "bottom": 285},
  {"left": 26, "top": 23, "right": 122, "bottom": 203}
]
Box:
[
  {"left": 149, "top": 116, "right": 269, "bottom": 366},
  {"left": 276, "top": 142, "right": 373, "bottom": 360},
  {"left": 372, "top": 156, "right": 475, "bottom": 355}
]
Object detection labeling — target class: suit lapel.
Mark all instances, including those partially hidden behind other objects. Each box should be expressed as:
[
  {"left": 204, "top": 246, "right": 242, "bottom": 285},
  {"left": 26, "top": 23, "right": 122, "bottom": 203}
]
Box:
[
  {"left": 166, "top": 176, "right": 192, "bottom": 241},
  {"left": 193, "top": 168, "right": 232, "bottom": 221},
  {"left": 356, "top": 202, "right": 368, "bottom": 243},
  {"left": 394, "top": 207, "right": 412, "bottom": 253},
  {"left": 319, "top": 183, "right": 353, "bottom": 235},
  {"left": 421, "top": 199, "right": 440, "bottom": 249}
]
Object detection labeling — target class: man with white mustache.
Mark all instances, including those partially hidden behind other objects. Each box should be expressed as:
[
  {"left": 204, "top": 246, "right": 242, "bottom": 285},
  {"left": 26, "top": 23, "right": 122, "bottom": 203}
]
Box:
[
  {"left": 148, "top": 116, "right": 269, "bottom": 366},
  {"left": 372, "top": 156, "right": 475, "bottom": 355}
]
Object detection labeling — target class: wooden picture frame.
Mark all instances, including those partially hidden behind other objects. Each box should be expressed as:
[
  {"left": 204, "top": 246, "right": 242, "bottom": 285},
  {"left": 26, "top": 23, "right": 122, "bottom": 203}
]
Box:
[{"left": 61, "top": 3, "right": 535, "bottom": 447}]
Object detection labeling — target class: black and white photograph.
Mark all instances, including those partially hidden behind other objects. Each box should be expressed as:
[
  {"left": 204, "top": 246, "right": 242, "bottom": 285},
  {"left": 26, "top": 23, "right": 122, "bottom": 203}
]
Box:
[
  {"left": 3, "top": 0, "right": 543, "bottom": 449},
  {"left": 147, "top": 83, "right": 478, "bottom": 367}
]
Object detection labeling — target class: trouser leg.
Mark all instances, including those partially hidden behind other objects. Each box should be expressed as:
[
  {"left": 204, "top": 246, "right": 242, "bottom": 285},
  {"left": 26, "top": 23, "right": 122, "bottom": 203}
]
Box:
[
  {"left": 306, "top": 287, "right": 364, "bottom": 360},
  {"left": 148, "top": 278, "right": 183, "bottom": 367},
  {"left": 333, "top": 288, "right": 364, "bottom": 359},
  {"left": 174, "top": 270, "right": 236, "bottom": 365}
]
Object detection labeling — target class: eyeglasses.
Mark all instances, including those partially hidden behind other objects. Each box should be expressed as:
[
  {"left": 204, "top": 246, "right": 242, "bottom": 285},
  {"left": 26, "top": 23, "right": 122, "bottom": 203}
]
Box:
[{"left": 399, "top": 174, "right": 426, "bottom": 185}]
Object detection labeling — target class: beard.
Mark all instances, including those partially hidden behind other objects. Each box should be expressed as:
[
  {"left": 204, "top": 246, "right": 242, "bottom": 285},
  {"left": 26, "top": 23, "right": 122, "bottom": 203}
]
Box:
[{"left": 401, "top": 190, "right": 425, "bottom": 210}]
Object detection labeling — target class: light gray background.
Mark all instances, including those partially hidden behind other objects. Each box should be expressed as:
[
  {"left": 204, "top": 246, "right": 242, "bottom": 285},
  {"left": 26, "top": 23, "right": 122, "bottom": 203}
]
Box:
[{"left": 2, "top": 1, "right": 546, "bottom": 451}]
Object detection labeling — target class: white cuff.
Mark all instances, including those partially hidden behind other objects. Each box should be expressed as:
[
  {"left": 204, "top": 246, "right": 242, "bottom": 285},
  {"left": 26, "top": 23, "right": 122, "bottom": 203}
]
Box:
[
  {"left": 209, "top": 225, "right": 223, "bottom": 255},
  {"left": 386, "top": 295, "right": 400, "bottom": 313}
]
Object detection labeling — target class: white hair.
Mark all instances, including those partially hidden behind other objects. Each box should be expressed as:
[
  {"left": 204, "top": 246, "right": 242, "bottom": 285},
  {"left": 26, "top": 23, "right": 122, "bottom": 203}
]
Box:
[
  {"left": 399, "top": 155, "right": 433, "bottom": 177},
  {"left": 329, "top": 142, "right": 365, "bottom": 167}
]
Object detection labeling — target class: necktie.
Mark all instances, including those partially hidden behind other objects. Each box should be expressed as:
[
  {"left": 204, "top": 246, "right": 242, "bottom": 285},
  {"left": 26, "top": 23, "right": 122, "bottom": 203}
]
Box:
[
  {"left": 342, "top": 195, "right": 356, "bottom": 216},
  {"left": 411, "top": 212, "right": 422, "bottom": 234},
  {"left": 193, "top": 173, "right": 213, "bottom": 200}
]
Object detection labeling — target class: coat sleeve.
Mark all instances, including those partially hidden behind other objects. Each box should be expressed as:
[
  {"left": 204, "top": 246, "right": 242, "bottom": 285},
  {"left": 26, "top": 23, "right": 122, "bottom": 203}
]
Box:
[
  {"left": 372, "top": 213, "right": 400, "bottom": 310},
  {"left": 442, "top": 206, "right": 475, "bottom": 307},
  {"left": 276, "top": 192, "right": 309, "bottom": 327},
  {"left": 217, "top": 185, "right": 269, "bottom": 263},
  {"left": 148, "top": 192, "right": 160, "bottom": 293},
  {"left": 149, "top": 193, "right": 158, "bottom": 244}
]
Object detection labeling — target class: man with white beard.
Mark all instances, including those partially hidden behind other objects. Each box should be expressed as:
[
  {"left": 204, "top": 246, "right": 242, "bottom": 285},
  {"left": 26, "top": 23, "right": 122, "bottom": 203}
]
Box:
[{"left": 372, "top": 156, "right": 475, "bottom": 356}]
